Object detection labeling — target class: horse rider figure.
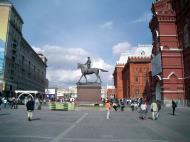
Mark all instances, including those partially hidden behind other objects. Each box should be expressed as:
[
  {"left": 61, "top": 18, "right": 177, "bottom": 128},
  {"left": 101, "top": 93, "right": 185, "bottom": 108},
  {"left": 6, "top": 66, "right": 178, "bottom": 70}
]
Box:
[{"left": 84, "top": 57, "right": 91, "bottom": 71}]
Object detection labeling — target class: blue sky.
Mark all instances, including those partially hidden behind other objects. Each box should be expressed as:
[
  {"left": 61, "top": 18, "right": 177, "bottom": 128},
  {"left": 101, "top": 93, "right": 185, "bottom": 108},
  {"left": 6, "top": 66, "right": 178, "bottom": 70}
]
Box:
[{"left": 10, "top": 0, "right": 154, "bottom": 87}]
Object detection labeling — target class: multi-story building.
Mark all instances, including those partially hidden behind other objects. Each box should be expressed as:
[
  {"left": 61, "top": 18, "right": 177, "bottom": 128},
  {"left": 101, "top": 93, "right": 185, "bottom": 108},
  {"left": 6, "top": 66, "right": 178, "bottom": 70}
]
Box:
[
  {"left": 150, "top": 0, "right": 185, "bottom": 106},
  {"left": 0, "top": 1, "right": 47, "bottom": 96},
  {"left": 56, "top": 87, "right": 77, "bottom": 101},
  {"left": 106, "top": 85, "right": 115, "bottom": 99},
  {"left": 122, "top": 57, "right": 151, "bottom": 100},
  {"left": 172, "top": 0, "right": 190, "bottom": 102},
  {"left": 113, "top": 44, "right": 151, "bottom": 99}
]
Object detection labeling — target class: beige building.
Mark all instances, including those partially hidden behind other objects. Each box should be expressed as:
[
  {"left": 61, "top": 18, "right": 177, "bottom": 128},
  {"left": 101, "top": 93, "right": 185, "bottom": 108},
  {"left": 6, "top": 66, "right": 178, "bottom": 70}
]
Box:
[
  {"left": 0, "top": 1, "right": 48, "bottom": 95},
  {"left": 57, "top": 86, "right": 77, "bottom": 100}
]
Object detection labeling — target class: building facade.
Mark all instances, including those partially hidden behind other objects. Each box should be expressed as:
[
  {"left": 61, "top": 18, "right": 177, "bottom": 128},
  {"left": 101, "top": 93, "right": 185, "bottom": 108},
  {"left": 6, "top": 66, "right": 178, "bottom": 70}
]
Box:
[
  {"left": 150, "top": 0, "right": 185, "bottom": 106},
  {"left": 113, "top": 64, "right": 125, "bottom": 99},
  {"left": 122, "top": 57, "right": 151, "bottom": 100},
  {"left": 113, "top": 44, "right": 152, "bottom": 100},
  {"left": 172, "top": 0, "right": 190, "bottom": 102},
  {"left": 0, "top": 1, "right": 47, "bottom": 96}
]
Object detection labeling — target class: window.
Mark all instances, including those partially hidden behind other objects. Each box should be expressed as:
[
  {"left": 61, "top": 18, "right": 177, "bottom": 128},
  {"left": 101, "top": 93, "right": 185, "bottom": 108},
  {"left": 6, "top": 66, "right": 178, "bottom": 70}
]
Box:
[
  {"left": 135, "top": 76, "right": 138, "bottom": 82},
  {"left": 28, "top": 61, "right": 31, "bottom": 69},
  {"left": 22, "top": 56, "right": 24, "bottom": 64},
  {"left": 139, "top": 68, "right": 142, "bottom": 73},
  {"left": 34, "top": 65, "right": 36, "bottom": 72}
]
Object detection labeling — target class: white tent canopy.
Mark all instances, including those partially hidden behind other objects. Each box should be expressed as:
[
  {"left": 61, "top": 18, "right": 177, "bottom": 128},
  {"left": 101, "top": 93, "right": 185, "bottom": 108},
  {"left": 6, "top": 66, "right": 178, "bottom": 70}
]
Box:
[{"left": 15, "top": 90, "right": 44, "bottom": 100}]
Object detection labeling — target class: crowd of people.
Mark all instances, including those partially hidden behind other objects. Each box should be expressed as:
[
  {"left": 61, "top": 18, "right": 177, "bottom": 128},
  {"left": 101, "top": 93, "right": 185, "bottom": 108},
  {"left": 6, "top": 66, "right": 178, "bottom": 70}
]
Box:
[
  {"left": 0, "top": 94, "right": 178, "bottom": 121},
  {"left": 0, "top": 95, "right": 44, "bottom": 121},
  {"left": 104, "top": 97, "right": 177, "bottom": 120},
  {"left": 0, "top": 96, "right": 18, "bottom": 110}
]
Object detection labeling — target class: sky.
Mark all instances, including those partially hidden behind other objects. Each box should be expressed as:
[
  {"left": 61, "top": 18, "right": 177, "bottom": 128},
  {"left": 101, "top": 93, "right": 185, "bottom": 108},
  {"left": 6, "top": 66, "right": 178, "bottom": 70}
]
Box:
[{"left": 10, "top": 0, "right": 154, "bottom": 88}]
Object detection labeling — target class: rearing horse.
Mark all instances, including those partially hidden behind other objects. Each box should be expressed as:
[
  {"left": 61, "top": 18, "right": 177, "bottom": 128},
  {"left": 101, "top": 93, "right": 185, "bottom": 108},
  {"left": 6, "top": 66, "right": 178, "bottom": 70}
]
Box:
[{"left": 77, "top": 63, "right": 108, "bottom": 83}]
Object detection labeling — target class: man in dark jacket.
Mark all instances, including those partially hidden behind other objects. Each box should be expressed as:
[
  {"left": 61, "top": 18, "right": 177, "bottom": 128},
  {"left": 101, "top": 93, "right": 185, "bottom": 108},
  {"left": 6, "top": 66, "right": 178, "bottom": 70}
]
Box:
[
  {"left": 172, "top": 100, "right": 177, "bottom": 115},
  {"left": 26, "top": 97, "right": 34, "bottom": 121}
]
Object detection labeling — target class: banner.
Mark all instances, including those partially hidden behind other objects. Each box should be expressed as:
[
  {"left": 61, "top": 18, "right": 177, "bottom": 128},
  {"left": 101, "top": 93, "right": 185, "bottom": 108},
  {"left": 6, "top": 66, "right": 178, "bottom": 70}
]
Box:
[{"left": 151, "top": 53, "right": 162, "bottom": 76}]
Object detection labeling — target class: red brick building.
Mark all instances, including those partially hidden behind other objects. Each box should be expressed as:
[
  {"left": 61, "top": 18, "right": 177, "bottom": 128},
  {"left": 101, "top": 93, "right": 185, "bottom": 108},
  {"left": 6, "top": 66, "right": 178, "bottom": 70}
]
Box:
[
  {"left": 150, "top": 0, "right": 185, "bottom": 106},
  {"left": 113, "top": 64, "right": 125, "bottom": 99},
  {"left": 122, "top": 57, "right": 151, "bottom": 100},
  {"left": 107, "top": 88, "right": 115, "bottom": 99},
  {"left": 172, "top": 0, "right": 190, "bottom": 101}
]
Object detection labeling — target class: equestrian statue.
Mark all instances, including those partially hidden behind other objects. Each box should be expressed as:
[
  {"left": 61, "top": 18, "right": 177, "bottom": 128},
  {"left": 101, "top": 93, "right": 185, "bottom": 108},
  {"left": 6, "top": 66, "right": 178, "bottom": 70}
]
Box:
[{"left": 77, "top": 57, "right": 108, "bottom": 84}]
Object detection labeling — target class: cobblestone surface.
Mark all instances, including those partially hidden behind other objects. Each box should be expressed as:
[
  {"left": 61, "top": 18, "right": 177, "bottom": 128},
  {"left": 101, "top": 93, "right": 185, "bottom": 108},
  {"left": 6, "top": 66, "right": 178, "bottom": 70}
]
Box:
[{"left": 0, "top": 105, "right": 189, "bottom": 142}]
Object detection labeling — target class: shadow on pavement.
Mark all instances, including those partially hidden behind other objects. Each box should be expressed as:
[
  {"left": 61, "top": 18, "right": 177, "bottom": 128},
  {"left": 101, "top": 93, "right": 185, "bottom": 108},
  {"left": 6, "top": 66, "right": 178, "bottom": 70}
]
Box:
[
  {"left": 147, "top": 117, "right": 153, "bottom": 120},
  {"left": 0, "top": 113, "right": 10, "bottom": 116},
  {"left": 31, "top": 118, "right": 41, "bottom": 121},
  {"left": 168, "top": 113, "right": 175, "bottom": 116}
]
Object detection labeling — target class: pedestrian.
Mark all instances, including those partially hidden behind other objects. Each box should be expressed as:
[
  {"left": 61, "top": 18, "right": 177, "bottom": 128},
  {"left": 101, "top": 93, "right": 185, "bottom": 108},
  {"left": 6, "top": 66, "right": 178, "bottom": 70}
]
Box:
[
  {"left": 172, "top": 99, "right": 177, "bottom": 115},
  {"left": 112, "top": 102, "right": 118, "bottom": 111},
  {"left": 120, "top": 100, "right": 125, "bottom": 111},
  {"left": 140, "top": 101, "right": 147, "bottom": 120},
  {"left": 0, "top": 96, "right": 2, "bottom": 110},
  {"left": 156, "top": 100, "right": 161, "bottom": 118},
  {"left": 26, "top": 97, "right": 35, "bottom": 121},
  {"left": 131, "top": 100, "right": 135, "bottom": 111},
  {"left": 150, "top": 100, "right": 158, "bottom": 120},
  {"left": 35, "top": 98, "right": 41, "bottom": 110},
  {"left": 105, "top": 99, "right": 111, "bottom": 119},
  {"left": 3, "top": 97, "right": 7, "bottom": 108}
]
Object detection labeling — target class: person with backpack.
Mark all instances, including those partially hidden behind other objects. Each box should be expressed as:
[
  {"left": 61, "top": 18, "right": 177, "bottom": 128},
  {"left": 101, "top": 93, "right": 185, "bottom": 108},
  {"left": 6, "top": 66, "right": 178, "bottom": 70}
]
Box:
[{"left": 26, "top": 97, "right": 35, "bottom": 121}]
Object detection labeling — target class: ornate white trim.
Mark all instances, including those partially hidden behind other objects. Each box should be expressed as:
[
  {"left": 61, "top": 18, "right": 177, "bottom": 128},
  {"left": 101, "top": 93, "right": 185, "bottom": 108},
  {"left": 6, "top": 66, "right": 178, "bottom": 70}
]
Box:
[
  {"left": 161, "top": 90, "right": 184, "bottom": 93},
  {"left": 159, "top": 35, "right": 177, "bottom": 37},
  {"left": 160, "top": 46, "right": 164, "bottom": 51},
  {"left": 162, "top": 72, "right": 175, "bottom": 80},
  {"left": 169, "top": 48, "right": 182, "bottom": 51},
  {"left": 156, "top": 75, "right": 162, "bottom": 80}
]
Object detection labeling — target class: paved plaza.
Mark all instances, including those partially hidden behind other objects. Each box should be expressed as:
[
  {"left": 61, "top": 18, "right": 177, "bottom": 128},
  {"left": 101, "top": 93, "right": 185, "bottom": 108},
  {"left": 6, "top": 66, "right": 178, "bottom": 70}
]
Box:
[{"left": 0, "top": 105, "right": 190, "bottom": 142}]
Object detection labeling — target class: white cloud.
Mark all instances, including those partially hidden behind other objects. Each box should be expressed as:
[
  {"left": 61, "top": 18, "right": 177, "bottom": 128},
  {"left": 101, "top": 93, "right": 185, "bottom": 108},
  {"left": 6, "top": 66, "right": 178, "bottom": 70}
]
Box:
[
  {"left": 132, "top": 12, "right": 152, "bottom": 23},
  {"left": 33, "top": 45, "right": 88, "bottom": 69},
  {"left": 47, "top": 69, "right": 81, "bottom": 83},
  {"left": 112, "top": 41, "right": 152, "bottom": 64},
  {"left": 92, "top": 58, "right": 114, "bottom": 83},
  {"left": 99, "top": 21, "right": 113, "bottom": 30},
  {"left": 32, "top": 45, "right": 114, "bottom": 87},
  {"left": 112, "top": 41, "right": 134, "bottom": 58}
]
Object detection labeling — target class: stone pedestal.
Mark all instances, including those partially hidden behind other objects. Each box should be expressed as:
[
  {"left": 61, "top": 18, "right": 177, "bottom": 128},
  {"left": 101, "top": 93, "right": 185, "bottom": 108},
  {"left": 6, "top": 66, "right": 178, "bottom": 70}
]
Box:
[{"left": 77, "top": 83, "right": 101, "bottom": 105}]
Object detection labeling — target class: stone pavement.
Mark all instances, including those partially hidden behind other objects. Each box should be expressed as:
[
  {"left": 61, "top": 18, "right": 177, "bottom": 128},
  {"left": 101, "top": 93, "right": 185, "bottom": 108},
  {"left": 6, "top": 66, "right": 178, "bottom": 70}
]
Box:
[{"left": 0, "top": 105, "right": 190, "bottom": 142}]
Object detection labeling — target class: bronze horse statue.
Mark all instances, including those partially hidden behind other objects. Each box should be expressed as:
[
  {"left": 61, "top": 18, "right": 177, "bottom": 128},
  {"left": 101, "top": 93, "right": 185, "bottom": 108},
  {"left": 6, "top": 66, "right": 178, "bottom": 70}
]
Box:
[{"left": 77, "top": 63, "right": 108, "bottom": 83}]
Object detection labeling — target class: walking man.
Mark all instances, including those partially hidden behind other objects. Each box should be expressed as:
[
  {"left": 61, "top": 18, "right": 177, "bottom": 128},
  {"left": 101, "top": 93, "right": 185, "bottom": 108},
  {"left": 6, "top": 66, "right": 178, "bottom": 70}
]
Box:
[
  {"left": 172, "top": 99, "right": 177, "bottom": 115},
  {"left": 26, "top": 97, "right": 34, "bottom": 121},
  {"left": 150, "top": 100, "right": 158, "bottom": 120}
]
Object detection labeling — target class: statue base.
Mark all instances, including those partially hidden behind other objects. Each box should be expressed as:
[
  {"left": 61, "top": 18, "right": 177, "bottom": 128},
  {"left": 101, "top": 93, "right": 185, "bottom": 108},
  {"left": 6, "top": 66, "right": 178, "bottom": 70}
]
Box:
[{"left": 76, "top": 82, "right": 101, "bottom": 105}]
